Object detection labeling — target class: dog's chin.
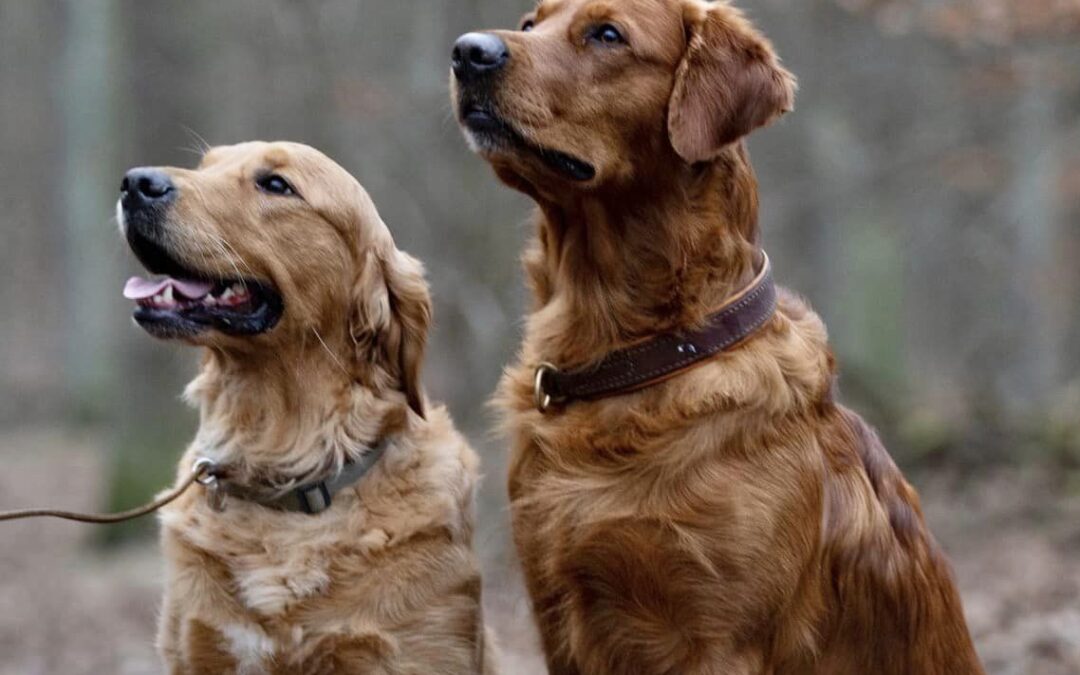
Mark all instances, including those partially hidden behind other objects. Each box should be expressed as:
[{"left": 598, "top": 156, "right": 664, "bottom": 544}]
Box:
[
  {"left": 126, "top": 229, "right": 284, "bottom": 342},
  {"left": 459, "top": 106, "right": 597, "bottom": 183}
]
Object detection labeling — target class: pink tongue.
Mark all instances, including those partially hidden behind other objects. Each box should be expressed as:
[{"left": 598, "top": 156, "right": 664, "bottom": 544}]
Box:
[{"left": 124, "top": 276, "right": 214, "bottom": 301}]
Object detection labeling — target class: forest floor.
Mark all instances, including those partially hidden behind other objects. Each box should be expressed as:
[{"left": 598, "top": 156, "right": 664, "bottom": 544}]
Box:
[{"left": 1, "top": 428, "right": 1078, "bottom": 674}]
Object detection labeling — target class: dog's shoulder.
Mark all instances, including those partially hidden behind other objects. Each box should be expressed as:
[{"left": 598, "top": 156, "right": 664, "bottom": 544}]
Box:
[{"left": 362, "top": 404, "right": 481, "bottom": 542}]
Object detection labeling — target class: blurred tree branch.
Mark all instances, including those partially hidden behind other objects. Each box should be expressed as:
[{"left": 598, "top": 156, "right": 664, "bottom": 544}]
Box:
[{"left": 834, "top": 0, "right": 1080, "bottom": 44}]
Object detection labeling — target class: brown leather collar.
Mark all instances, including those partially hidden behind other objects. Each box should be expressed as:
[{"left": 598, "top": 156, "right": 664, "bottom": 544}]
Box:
[{"left": 533, "top": 253, "right": 777, "bottom": 412}]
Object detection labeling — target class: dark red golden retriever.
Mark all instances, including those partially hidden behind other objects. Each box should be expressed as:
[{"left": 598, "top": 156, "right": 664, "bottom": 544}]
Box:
[{"left": 451, "top": 0, "right": 985, "bottom": 673}]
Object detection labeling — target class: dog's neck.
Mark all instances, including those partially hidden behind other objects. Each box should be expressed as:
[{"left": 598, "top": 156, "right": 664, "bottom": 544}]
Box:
[
  {"left": 185, "top": 343, "right": 404, "bottom": 485},
  {"left": 523, "top": 144, "right": 763, "bottom": 367}
]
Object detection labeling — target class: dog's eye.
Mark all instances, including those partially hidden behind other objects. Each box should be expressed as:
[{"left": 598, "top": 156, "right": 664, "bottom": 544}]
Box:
[
  {"left": 256, "top": 174, "right": 296, "bottom": 197},
  {"left": 521, "top": 19, "right": 535, "bottom": 32},
  {"left": 589, "top": 23, "right": 625, "bottom": 46}
]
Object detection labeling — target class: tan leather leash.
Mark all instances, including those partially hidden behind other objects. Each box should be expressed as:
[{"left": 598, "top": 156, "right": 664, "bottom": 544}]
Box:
[{"left": 0, "top": 458, "right": 218, "bottom": 524}]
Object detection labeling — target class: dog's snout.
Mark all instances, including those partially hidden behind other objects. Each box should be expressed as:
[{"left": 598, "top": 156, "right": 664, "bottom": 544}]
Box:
[
  {"left": 452, "top": 32, "right": 508, "bottom": 82},
  {"left": 121, "top": 168, "right": 176, "bottom": 210}
]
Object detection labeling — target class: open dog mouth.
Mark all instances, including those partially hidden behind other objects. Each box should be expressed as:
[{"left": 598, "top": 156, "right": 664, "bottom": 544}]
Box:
[
  {"left": 124, "top": 230, "right": 283, "bottom": 339},
  {"left": 461, "top": 104, "right": 596, "bottom": 182}
]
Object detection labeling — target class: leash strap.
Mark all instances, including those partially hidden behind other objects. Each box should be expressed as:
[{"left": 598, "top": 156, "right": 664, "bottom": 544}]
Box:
[
  {"left": 0, "top": 459, "right": 215, "bottom": 524},
  {"left": 0, "top": 439, "right": 390, "bottom": 523},
  {"left": 534, "top": 254, "right": 777, "bottom": 412}
]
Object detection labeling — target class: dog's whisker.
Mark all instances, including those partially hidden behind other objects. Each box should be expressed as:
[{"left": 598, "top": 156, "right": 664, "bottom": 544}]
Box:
[
  {"left": 312, "top": 327, "right": 349, "bottom": 376},
  {"left": 206, "top": 234, "right": 251, "bottom": 292},
  {"left": 176, "top": 145, "right": 206, "bottom": 158},
  {"left": 186, "top": 224, "right": 219, "bottom": 270},
  {"left": 180, "top": 125, "right": 212, "bottom": 155},
  {"left": 174, "top": 181, "right": 241, "bottom": 281},
  {"left": 175, "top": 180, "right": 251, "bottom": 286},
  {"left": 213, "top": 237, "right": 257, "bottom": 289}
]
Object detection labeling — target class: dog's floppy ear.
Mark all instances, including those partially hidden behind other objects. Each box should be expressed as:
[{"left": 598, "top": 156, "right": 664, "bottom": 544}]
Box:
[
  {"left": 667, "top": 0, "right": 796, "bottom": 164},
  {"left": 351, "top": 247, "right": 432, "bottom": 419}
]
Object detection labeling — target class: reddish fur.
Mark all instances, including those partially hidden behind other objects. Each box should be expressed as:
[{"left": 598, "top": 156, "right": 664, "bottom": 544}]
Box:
[{"left": 455, "top": 1, "right": 984, "bottom": 672}]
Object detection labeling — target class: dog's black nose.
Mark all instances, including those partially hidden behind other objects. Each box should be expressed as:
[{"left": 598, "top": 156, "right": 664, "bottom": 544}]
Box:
[
  {"left": 452, "top": 32, "right": 509, "bottom": 82},
  {"left": 121, "top": 168, "right": 175, "bottom": 210}
]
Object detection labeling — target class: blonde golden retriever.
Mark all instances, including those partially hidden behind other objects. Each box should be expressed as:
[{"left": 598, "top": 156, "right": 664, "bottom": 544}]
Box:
[
  {"left": 452, "top": 0, "right": 984, "bottom": 673},
  {"left": 118, "top": 142, "right": 494, "bottom": 674}
]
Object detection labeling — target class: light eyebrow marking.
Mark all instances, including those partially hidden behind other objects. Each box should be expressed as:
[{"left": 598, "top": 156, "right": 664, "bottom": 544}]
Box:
[{"left": 536, "top": 0, "right": 564, "bottom": 22}]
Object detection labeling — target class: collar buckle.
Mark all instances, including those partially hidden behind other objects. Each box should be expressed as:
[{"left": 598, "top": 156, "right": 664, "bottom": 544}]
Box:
[{"left": 534, "top": 362, "right": 562, "bottom": 413}]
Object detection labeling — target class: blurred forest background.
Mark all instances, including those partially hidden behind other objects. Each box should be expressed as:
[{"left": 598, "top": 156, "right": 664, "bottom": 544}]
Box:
[{"left": 0, "top": 0, "right": 1077, "bottom": 673}]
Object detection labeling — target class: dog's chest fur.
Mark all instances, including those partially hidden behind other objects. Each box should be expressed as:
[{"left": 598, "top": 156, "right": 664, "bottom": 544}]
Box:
[
  {"left": 169, "top": 501, "right": 384, "bottom": 615},
  {"left": 497, "top": 297, "right": 839, "bottom": 671},
  {"left": 157, "top": 416, "right": 486, "bottom": 673},
  {"left": 501, "top": 294, "right": 983, "bottom": 674}
]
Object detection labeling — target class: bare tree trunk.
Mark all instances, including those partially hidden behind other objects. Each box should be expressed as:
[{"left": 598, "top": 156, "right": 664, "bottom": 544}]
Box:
[
  {"left": 62, "top": 0, "right": 120, "bottom": 420},
  {"left": 1003, "top": 61, "right": 1062, "bottom": 414},
  {"left": 0, "top": 2, "right": 65, "bottom": 424}
]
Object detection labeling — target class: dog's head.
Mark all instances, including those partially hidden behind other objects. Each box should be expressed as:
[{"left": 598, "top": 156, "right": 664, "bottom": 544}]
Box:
[
  {"left": 451, "top": 0, "right": 795, "bottom": 195},
  {"left": 117, "top": 142, "right": 431, "bottom": 416}
]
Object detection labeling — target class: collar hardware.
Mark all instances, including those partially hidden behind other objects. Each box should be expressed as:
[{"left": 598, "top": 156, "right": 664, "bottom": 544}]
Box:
[
  {"left": 205, "top": 439, "right": 389, "bottom": 515},
  {"left": 534, "top": 253, "right": 777, "bottom": 413},
  {"left": 534, "top": 362, "right": 562, "bottom": 413}
]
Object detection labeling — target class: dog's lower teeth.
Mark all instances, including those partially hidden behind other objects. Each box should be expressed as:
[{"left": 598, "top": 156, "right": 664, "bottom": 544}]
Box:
[{"left": 201, "top": 283, "right": 253, "bottom": 308}]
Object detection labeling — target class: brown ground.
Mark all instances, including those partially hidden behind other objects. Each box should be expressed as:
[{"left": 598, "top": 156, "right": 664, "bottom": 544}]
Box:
[{"left": 1, "top": 429, "right": 1078, "bottom": 674}]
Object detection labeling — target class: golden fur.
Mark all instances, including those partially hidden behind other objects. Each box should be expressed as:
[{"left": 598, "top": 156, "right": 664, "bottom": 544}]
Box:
[
  {"left": 124, "top": 142, "right": 494, "bottom": 674},
  {"left": 453, "top": 1, "right": 985, "bottom": 673}
]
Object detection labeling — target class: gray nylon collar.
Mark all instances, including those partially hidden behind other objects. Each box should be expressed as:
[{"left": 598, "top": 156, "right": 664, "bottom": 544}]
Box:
[{"left": 210, "top": 440, "right": 388, "bottom": 515}]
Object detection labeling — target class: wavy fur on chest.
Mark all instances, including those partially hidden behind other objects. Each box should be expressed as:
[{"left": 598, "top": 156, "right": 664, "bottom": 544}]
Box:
[
  {"left": 499, "top": 291, "right": 982, "bottom": 675},
  {"left": 157, "top": 405, "right": 490, "bottom": 675}
]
